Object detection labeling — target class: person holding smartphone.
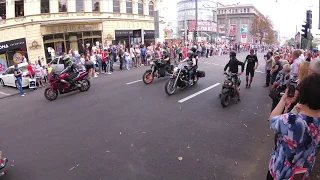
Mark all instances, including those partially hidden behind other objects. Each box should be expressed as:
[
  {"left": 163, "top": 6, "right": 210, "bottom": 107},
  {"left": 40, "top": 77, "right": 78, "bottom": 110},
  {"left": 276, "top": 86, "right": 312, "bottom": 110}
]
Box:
[
  {"left": 13, "top": 64, "right": 25, "bottom": 96},
  {"left": 267, "top": 74, "right": 320, "bottom": 180}
]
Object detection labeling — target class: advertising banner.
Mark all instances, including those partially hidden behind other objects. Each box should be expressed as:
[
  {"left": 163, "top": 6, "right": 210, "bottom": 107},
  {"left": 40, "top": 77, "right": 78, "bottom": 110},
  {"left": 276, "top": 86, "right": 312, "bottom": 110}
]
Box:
[
  {"left": 241, "top": 25, "right": 248, "bottom": 43},
  {"left": 229, "top": 24, "right": 236, "bottom": 35},
  {"left": 189, "top": 20, "right": 217, "bottom": 32},
  {"left": 218, "top": 24, "right": 225, "bottom": 34},
  {"left": 0, "top": 54, "right": 7, "bottom": 75}
]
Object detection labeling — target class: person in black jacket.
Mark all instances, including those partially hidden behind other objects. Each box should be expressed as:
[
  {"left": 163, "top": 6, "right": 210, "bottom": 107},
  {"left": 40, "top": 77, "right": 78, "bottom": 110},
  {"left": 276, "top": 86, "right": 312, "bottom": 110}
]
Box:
[{"left": 223, "top": 51, "right": 244, "bottom": 101}]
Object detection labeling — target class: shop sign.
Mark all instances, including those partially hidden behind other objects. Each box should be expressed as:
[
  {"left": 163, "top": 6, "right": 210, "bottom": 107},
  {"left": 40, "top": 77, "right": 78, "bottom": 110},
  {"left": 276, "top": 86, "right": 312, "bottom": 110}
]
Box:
[
  {"left": 218, "top": 24, "right": 225, "bottom": 34},
  {"left": 46, "top": 24, "right": 100, "bottom": 34},
  {"left": 189, "top": 20, "right": 217, "bottom": 32},
  {"left": 0, "top": 38, "right": 26, "bottom": 53},
  {"left": 144, "top": 30, "right": 155, "bottom": 37},
  {"left": 115, "top": 30, "right": 133, "bottom": 37},
  {"left": 0, "top": 54, "right": 7, "bottom": 75}
]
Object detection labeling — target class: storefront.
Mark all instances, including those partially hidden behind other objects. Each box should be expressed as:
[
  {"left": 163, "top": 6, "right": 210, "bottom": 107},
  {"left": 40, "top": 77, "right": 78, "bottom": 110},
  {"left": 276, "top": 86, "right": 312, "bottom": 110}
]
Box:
[
  {"left": 115, "top": 29, "right": 154, "bottom": 48},
  {"left": 0, "top": 38, "right": 27, "bottom": 74},
  {"left": 41, "top": 24, "right": 102, "bottom": 62}
]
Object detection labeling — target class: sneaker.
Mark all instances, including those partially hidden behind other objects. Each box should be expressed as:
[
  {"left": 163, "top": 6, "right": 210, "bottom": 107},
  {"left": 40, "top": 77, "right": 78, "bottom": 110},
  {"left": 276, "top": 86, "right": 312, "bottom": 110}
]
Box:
[
  {"left": 24, "top": 93, "right": 26, "bottom": 95},
  {"left": 21, "top": 94, "right": 25, "bottom": 97},
  {"left": 248, "top": 84, "right": 251, "bottom": 88},
  {"left": 237, "top": 98, "right": 241, "bottom": 102},
  {"left": 94, "top": 75, "right": 98, "bottom": 78}
]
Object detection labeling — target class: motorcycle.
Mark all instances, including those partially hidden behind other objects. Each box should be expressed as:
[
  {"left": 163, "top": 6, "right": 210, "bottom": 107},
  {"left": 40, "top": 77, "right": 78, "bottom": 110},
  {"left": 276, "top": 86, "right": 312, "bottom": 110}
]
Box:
[
  {"left": 44, "top": 71, "right": 90, "bottom": 101},
  {"left": 142, "top": 60, "right": 173, "bottom": 84},
  {"left": 220, "top": 72, "right": 241, "bottom": 107},
  {"left": 165, "top": 58, "right": 205, "bottom": 95},
  {"left": 0, "top": 151, "right": 8, "bottom": 178}
]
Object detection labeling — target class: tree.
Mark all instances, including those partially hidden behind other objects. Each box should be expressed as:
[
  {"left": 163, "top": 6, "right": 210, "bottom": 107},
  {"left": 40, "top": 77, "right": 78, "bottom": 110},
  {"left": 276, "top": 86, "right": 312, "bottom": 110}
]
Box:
[
  {"left": 250, "top": 15, "right": 273, "bottom": 44},
  {"left": 286, "top": 38, "right": 295, "bottom": 46},
  {"left": 263, "top": 30, "right": 276, "bottom": 45}
]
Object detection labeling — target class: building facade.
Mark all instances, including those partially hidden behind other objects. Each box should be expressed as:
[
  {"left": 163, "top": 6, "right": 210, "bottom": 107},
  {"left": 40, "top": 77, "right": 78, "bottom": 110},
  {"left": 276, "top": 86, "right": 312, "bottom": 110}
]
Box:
[
  {"left": 217, "top": 4, "right": 263, "bottom": 43},
  {"left": 0, "top": 0, "right": 161, "bottom": 66},
  {"left": 176, "top": 1, "right": 263, "bottom": 43}
]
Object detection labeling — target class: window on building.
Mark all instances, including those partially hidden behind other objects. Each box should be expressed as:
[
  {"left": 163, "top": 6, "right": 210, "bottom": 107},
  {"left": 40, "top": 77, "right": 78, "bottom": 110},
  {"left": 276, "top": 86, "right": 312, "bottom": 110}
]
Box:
[
  {"left": 15, "top": 0, "right": 24, "bottom": 17},
  {"left": 126, "top": 0, "right": 132, "bottom": 14},
  {"left": 0, "top": 0, "right": 6, "bottom": 19},
  {"left": 235, "top": 9, "right": 237, "bottom": 13},
  {"left": 59, "top": 0, "right": 67, "bottom": 12},
  {"left": 247, "top": 8, "right": 250, "bottom": 12},
  {"left": 149, "top": 1, "right": 154, "bottom": 16},
  {"left": 76, "top": 0, "right": 84, "bottom": 12},
  {"left": 243, "top": 8, "right": 246, "bottom": 13},
  {"left": 92, "top": 0, "right": 100, "bottom": 11},
  {"left": 138, "top": 0, "right": 143, "bottom": 15},
  {"left": 113, "top": 0, "right": 120, "bottom": 12},
  {"left": 41, "top": 0, "right": 50, "bottom": 13}
]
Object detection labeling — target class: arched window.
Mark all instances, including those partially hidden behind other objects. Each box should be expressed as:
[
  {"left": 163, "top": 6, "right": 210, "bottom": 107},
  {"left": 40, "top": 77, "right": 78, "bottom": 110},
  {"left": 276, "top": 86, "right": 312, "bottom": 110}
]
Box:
[
  {"left": 126, "top": 0, "right": 132, "bottom": 14},
  {"left": 58, "top": 0, "right": 67, "bottom": 12},
  {"left": 113, "top": 0, "right": 120, "bottom": 13},
  {"left": 138, "top": 0, "right": 143, "bottom": 15},
  {"left": 75, "top": 0, "right": 84, "bottom": 12},
  {"left": 148, "top": 1, "right": 153, "bottom": 16}
]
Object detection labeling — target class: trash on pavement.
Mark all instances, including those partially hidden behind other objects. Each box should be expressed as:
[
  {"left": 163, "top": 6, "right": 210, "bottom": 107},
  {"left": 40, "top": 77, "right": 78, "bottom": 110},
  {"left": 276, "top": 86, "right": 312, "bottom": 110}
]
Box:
[{"left": 178, "top": 157, "right": 183, "bottom": 161}]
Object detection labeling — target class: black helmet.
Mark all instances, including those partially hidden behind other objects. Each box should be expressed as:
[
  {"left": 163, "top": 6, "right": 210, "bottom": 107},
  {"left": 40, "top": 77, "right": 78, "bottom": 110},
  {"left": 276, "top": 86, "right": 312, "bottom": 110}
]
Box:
[
  {"left": 162, "top": 50, "right": 168, "bottom": 55},
  {"left": 191, "top": 46, "right": 197, "bottom": 53},
  {"left": 187, "top": 50, "right": 194, "bottom": 58},
  {"left": 230, "top": 51, "right": 236, "bottom": 58}
]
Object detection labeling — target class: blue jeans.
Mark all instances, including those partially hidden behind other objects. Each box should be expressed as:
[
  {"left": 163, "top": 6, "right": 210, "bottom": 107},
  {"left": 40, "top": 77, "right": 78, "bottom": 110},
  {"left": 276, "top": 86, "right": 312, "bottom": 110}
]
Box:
[
  {"left": 97, "top": 59, "right": 102, "bottom": 72},
  {"left": 16, "top": 77, "right": 24, "bottom": 95},
  {"left": 141, "top": 55, "right": 146, "bottom": 64}
]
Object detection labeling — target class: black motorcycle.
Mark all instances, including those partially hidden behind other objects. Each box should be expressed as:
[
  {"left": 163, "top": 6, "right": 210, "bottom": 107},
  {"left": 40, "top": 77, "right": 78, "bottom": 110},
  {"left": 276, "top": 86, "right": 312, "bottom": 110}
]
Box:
[
  {"left": 0, "top": 151, "right": 8, "bottom": 178},
  {"left": 220, "top": 72, "right": 241, "bottom": 107},
  {"left": 165, "top": 58, "right": 205, "bottom": 95},
  {"left": 142, "top": 60, "right": 173, "bottom": 84}
]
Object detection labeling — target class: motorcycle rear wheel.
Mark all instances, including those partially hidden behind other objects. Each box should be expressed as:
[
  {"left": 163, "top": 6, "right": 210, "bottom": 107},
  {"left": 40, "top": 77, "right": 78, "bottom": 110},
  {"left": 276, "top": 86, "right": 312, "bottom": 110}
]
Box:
[
  {"left": 142, "top": 71, "right": 154, "bottom": 84},
  {"left": 220, "top": 93, "right": 230, "bottom": 107},
  {"left": 165, "top": 78, "right": 177, "bottom": 96},
  {"left": 44, "top": 88, "right": 58, "bottom": 101},
  {"left": 79, "top": 79, "right": 91, "bottom": 92}
]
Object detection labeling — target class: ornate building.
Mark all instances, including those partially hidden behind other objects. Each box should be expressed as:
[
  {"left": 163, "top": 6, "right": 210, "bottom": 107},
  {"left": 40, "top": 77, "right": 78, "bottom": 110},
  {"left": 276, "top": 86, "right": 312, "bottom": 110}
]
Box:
[{"left": 0, "top": 0, "right": 161, "bottom": 65}]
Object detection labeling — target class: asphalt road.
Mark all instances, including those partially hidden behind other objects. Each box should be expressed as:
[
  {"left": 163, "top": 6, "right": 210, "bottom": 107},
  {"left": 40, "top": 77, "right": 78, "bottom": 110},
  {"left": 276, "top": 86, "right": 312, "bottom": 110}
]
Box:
[{"left": 0, "top": 52, "right": 317, "bottom": 180}]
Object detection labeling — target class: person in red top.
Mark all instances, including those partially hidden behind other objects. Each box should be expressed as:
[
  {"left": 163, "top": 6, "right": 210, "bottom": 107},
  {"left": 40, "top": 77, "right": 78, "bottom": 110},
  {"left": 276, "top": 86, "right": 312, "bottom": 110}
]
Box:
[
  {"left": 101, "top": 49, "right": 108, "bottom": 73},
  {"left": 27, "top": 61, "right": 35, "bottom": 78}
]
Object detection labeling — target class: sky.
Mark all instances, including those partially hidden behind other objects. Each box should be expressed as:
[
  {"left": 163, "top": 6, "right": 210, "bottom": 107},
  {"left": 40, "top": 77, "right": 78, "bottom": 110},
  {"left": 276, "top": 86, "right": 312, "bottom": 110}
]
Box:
[{"left": 161, "top": 0, "right": 320, "bottom": 38}]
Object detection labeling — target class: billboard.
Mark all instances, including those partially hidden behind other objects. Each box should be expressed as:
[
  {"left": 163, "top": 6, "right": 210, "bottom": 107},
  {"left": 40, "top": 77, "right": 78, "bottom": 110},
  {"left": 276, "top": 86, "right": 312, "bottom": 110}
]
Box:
[
  {"left": 218, "top": 24, "right": 225, "bottom": 34},
  {"left": 189, "top": 20, "right": 217, "bottom": 32},
  {"left": 229, "top": 24, "right": 236, "bottom": 35},
  {"left": 241, "top": 25, "right": 248, "bottom": 43},
  {"left": 0, "top": 54, "right": 7, "bottom": 75}
]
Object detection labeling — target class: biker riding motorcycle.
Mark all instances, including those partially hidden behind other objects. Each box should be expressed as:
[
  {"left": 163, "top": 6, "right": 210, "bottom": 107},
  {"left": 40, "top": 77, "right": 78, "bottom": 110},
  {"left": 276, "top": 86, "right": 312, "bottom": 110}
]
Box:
[
  {"left": 61, "top": 55, "right": 79, "bottom": 87},
  {"left": 223, "top": 51, "right": 244, "bottom": 101},
  {"left": 187, "top": 50, "right": 197, "bottom": 85}
]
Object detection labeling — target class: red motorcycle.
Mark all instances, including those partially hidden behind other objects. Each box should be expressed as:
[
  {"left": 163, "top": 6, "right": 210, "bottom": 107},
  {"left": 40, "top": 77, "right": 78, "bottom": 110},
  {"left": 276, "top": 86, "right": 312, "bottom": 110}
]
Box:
[{"left": 44, "top": 71, "right": 90, "bottom": 101}]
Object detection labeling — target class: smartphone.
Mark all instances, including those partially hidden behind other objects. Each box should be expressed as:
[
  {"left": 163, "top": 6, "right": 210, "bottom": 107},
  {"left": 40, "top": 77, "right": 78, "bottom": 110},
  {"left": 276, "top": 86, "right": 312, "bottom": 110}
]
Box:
[
  {"left": 288, "top": 84, "right": 296, "bottom": 98},
  {"left": 289, "top": 168, "right": 307, "bottom": 180}
]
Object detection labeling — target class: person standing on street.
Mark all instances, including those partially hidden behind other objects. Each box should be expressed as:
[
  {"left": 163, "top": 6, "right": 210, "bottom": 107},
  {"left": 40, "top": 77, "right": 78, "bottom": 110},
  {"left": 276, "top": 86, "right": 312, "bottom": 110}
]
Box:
[
  {"left": 13, "top": 64, "right": 25, "bottom": 96},
  {"left": 264, "top": 52, "right": 273, "bottom": 87},
  {"left": 244, "top": 49, "right": 259, "bottom": 88}
]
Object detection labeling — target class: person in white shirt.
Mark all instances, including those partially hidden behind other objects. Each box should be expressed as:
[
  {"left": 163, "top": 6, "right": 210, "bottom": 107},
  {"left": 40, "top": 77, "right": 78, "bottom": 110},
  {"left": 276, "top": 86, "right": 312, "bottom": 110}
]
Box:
[
  {"left": 124, "top": 48, "right": 130, "bottom": 70},
  {"left": 290, "top": 50, "right": 302, "bottom": 78},
  {"left": 90, "top": 52, "right": 98, "bottom": 78},
  {"left": 130, "top": 45, "right": 136, "bottom": 68}
]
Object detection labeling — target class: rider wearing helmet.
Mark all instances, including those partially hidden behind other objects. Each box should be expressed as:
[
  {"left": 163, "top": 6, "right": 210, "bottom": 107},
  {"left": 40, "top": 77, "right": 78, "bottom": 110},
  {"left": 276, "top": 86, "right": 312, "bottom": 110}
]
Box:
[
  {"left": 187, "top": 50, "right": 197, "bottom": 85},
  {"left": 223, "top": 51, "right": 244, "bottom": 101},
  {"left": 61, "top": 55, "right": 79, "bottom": 87}
]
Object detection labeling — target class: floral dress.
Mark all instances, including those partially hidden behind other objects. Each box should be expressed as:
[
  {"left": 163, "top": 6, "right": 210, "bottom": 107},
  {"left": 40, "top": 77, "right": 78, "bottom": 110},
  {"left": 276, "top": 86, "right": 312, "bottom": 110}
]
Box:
[{"left": 269, "top": 113, "right": 320, "bottom": 180}]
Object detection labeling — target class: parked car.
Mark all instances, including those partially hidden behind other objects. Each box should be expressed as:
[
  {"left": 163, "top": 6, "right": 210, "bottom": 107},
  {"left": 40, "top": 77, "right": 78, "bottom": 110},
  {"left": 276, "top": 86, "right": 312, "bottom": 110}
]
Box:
[
  {"left": 49, "top": 56, "right": 65, "bottom": 73},
  {"left": 0, "top": 63, "right": 29, "bottom": 89}
]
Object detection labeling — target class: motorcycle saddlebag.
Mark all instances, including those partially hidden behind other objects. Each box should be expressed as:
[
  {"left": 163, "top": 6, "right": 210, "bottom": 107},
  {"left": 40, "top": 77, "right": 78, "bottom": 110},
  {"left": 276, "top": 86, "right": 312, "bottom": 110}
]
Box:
[{"left": 197, "top": 70, "right": 206, "bottom": 78}]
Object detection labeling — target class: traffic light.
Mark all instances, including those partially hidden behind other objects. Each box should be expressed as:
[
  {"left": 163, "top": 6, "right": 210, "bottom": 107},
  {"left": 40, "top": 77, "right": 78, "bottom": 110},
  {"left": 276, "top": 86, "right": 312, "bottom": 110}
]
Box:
[
  {"left": 195, "top": 30, "right": 198, "bottom": 37},
  {"left": 307, "top": 10, "right": 312, "bottom": 29},
  {"left": 302, "top": 23, "right": 308, "bottom": 39}
]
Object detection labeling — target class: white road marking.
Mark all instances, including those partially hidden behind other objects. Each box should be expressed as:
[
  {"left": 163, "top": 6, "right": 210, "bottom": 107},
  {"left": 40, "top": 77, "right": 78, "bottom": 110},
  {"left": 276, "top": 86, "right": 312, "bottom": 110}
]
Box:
[
  {"left": 178, "top": 83, "right": 221, "bottom": 103},
  {"left": 255, "top": 70, "right": 265, "bottom": 74},
  {"left": 126, "top": 80, "right": 142, "bottom": 85},
  {"left": 0, "top": 91, "right": 10, "bottom": 96},
  {"left": 203, "top": 62, "right": 210, "bottom": 64},
  {"left": 212, "top": 63, "right": 219, "bottom": 65},
  {"left": 220, "top": 65, "right": 225, "bottom": 67}
]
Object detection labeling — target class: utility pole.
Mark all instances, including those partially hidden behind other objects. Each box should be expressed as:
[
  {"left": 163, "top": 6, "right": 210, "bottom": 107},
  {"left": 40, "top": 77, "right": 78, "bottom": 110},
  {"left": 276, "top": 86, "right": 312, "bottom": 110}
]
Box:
[{"left": 195, "top": 0, "right": 198, "bottom": 42}]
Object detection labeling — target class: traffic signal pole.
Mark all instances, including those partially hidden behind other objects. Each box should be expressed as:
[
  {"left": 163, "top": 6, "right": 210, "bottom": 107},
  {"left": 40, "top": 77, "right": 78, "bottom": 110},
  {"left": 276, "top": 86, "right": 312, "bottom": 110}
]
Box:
[{"left": 195, "top": 0, "right": 198, "bottom": 42}]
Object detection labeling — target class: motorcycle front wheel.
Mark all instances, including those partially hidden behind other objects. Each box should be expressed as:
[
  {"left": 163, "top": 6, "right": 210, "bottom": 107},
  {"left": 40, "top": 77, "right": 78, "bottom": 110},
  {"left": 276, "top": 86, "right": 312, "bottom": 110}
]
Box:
[
  {"left": 79, "top": 79, "right": 91, "bottom": 92},
  {"left": 220, "top": 93, "right": 230, "bottom": 107},
  {"left": 142, "top": 71, "right": 154, "bottom": 84},
  {"left": 44, "top": 87, "right": 58, "bottom": 101},
  {"left": 165, "top": 78, "right": 177, "bottom": 96}
]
